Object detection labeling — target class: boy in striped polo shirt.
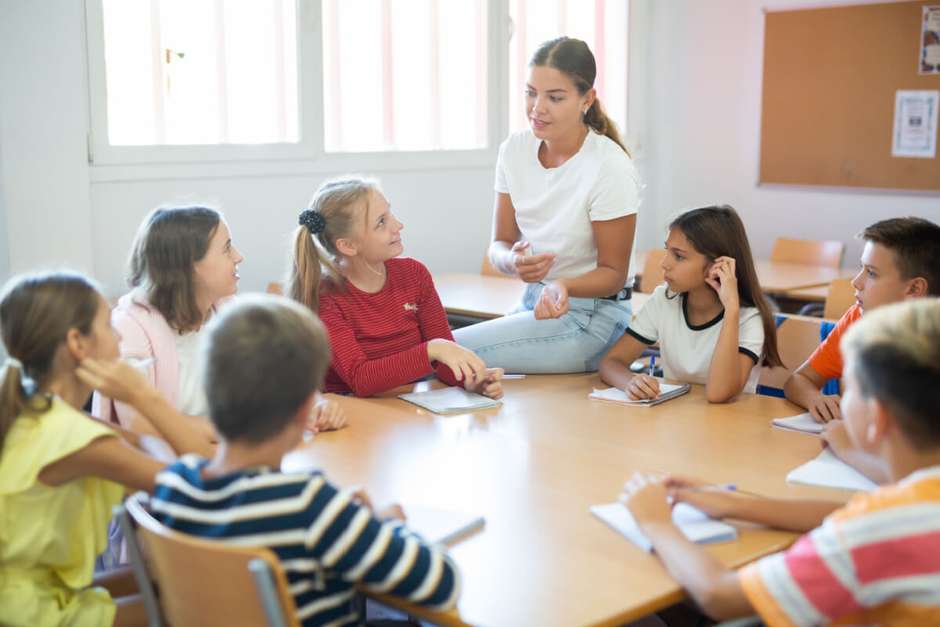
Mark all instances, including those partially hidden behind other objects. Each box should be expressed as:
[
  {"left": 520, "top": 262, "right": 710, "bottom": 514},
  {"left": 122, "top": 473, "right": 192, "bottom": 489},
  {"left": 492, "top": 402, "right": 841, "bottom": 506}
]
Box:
[
  {"left": 151, "top": 295, "right": 460, "bottom": 626},
  {"left": 622, "top": 298, "right": 940, "bottom": 626}
]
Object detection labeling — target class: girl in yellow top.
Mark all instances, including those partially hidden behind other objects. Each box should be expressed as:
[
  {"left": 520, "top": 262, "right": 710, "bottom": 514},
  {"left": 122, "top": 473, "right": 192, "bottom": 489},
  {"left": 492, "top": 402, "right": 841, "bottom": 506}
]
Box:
[{"left": 0, "top": 272, "right": 206, "bottom": 627}]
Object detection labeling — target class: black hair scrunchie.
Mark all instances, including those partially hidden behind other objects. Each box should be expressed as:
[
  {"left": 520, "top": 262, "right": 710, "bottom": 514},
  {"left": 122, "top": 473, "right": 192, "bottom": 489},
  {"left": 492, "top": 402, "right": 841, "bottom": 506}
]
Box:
[{"left": 299, "top": 209, "right": 326, "bottom": 235}]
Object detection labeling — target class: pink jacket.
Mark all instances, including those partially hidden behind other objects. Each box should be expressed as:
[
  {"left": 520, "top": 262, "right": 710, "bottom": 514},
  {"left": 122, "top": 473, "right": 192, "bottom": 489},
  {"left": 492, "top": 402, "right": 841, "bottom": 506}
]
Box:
[{"left": 92, "top": 291, "right": 182, "bottom": 424}]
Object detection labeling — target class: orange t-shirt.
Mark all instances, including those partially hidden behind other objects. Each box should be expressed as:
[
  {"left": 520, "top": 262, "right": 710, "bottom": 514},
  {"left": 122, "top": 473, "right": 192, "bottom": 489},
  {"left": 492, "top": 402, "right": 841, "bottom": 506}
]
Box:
[{"left": 807, "top": 303, "right": 863, "bottom": 381}]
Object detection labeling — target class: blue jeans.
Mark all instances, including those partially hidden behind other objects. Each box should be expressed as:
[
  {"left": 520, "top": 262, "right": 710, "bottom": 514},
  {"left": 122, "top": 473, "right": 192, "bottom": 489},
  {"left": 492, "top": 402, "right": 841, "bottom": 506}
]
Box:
[{"left": 452, "top": 282, "right": 632, "bottom": 373}]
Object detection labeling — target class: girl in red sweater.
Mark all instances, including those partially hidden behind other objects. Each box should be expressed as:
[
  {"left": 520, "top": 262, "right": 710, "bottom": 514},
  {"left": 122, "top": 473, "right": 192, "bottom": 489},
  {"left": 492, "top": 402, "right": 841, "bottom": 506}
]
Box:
[{"left": 287, "top": 176, "right": 503, "bottom": 398}]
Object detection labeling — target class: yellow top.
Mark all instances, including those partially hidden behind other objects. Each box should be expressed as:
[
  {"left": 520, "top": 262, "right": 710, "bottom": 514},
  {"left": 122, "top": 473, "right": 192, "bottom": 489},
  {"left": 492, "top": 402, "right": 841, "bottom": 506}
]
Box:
[{"left": 0, "top": 397, "right": 124, "bottom": 627}]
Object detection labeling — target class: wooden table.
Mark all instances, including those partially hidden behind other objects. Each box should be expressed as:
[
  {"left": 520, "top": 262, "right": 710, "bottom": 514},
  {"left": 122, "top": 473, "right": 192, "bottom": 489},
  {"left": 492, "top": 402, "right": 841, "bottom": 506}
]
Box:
[
  {"left": 285, "top": 375, "right": 850, "bottom": 627},
  {"left": 754, "top": 260, "right": 853, "bottom": 295},
  {"left": 435, "top": 272, "right": 649, "bottom": 321}
]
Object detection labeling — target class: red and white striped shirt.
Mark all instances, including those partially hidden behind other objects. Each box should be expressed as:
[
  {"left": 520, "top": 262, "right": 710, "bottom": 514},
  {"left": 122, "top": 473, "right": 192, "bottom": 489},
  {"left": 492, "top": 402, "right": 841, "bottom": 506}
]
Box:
[
  {"left": 740, "top": 465, "right": 940, "bottom": 626},
  {"left": 318, "top": 257, "right": 460, "bottom": 396}
]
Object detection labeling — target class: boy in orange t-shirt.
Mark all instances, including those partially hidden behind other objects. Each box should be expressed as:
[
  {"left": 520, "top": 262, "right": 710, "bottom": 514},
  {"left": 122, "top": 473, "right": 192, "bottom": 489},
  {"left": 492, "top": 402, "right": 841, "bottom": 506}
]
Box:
[{"left": 784, "top": 217, "right": 940, "bottom": 481}]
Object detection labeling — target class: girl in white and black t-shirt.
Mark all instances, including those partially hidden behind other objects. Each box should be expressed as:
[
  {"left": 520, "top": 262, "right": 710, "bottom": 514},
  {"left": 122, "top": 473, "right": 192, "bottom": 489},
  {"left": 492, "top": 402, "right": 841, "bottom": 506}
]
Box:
[{"left": 600, "top": 206, "right": 783, "bottom": 402}]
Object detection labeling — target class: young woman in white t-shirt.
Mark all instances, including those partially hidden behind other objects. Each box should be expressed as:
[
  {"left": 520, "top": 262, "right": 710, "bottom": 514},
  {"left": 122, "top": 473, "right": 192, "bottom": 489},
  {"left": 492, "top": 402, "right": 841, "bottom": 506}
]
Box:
[
  {"left": 599, "top": 206, "right": 783, "bottom": 402},
  {"left": 453, "top": 37, "right": 641, "bottom": 373}
]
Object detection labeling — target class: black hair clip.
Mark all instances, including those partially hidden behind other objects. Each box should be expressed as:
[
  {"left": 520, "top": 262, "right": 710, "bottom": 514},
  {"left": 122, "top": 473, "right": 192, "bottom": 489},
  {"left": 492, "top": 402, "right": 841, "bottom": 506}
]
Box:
[{"left": 299, "top": 209, "right": 326, "bottom": 235}]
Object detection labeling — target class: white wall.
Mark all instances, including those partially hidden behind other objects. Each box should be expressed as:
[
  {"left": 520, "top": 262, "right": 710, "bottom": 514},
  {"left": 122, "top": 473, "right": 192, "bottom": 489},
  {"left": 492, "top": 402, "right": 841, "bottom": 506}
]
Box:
[
  {"left": 2, "top": 0, "right": 938, "bottom": 298},
  {"left": 637, "top": 0, "right": 940, "bottom": 265}
]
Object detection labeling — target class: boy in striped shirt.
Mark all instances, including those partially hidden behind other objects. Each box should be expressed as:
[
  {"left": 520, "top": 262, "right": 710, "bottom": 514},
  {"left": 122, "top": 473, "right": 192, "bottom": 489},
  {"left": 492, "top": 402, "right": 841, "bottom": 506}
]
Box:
[
  {"left": 151, "top": 295, "right": 460, "bottom": 626},
  {"left": 622, "top": 298, "right": 940, "bottom": 626}
]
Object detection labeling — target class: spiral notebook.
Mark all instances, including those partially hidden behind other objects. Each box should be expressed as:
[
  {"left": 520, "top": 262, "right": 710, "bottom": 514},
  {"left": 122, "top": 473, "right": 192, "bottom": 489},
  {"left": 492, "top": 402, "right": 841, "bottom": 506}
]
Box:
[
  {"left": 398, "top": 387, "right": 501, "bottom": 414},
  {"left": 589, "top": 382, "right": 690, "bottom": 407},
  {"left": 591, "top": 501, "right": 737, "bottom": 552}
]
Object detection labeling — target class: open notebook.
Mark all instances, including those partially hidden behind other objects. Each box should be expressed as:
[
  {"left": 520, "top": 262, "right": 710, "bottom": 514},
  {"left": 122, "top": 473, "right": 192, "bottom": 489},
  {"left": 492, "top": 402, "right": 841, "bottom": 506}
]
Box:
[
  {"left": 787, "top": 448, "right": 878, "bottom": 492},
  {"left": 398, "top": 387, "right": 501, "bottom": 415},
  {"left": 405, "top": 506, "right": 485, "bottom": 546},
  {"left": 591, "top": 501, "right": 737, "bottom": 552},
  {"left": 771, "top": 412, "right": 825, "bottom": 434},
  {"left": 589, "top": 382, "right": 690, "bottom": 407}
]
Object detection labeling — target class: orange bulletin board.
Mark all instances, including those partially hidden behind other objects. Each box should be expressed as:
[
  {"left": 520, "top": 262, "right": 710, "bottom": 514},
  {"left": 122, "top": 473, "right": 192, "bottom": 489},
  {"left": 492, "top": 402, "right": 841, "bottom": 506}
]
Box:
[{"left": 760, "top": 1, "right": 940, "bottom": 191}]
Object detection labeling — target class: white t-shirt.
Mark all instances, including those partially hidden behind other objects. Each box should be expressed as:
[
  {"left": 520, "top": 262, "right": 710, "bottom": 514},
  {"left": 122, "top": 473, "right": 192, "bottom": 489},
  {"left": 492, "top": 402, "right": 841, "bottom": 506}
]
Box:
[
  {"left": 627, "top": 285, "right": 766, "bottom": 393},
  {"left": 495, "top": 129, "right": 641, "bottom": 283},
  {"left": 175, "top": 328, "right": 209, "bottom": 416}
]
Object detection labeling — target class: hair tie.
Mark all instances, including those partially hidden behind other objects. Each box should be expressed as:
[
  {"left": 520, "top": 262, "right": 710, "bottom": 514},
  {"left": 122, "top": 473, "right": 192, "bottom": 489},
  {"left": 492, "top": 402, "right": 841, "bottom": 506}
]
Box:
[{"left": 299, "top": 209, "right": 326, "bottom": 235}]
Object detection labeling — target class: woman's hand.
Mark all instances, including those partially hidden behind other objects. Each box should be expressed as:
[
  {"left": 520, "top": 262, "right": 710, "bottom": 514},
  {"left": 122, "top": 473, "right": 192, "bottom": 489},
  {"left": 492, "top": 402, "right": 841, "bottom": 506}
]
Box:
[
  {"left": 465, "top": 367, "right": 504, "bottom": 399},
  {"left": 534, "top": 281, "right": 569, "bottom": 319},
  {"left": 428, "top": 339, "right": 486, "bottom": 384},
  {"left": 510, "top": 241, "right": 556, "bottom": 283},
  {"left": 626, "top": 374, "right": 661, "bottom": 400},
  {"left": 705, "top": 256, "right": 739, "bottom": 311},
  {"left": 309, "top": 397, "right": 347, "bottom": 433},
  {"left": 76, "top": 358, "right": 152, "bottom": 407}
]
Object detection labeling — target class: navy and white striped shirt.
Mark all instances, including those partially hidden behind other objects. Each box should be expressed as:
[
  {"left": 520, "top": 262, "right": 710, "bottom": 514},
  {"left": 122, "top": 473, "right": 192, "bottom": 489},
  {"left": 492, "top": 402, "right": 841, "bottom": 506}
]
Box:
[{"left": 152, "top": 455, "right": 460, "bottom": 627}]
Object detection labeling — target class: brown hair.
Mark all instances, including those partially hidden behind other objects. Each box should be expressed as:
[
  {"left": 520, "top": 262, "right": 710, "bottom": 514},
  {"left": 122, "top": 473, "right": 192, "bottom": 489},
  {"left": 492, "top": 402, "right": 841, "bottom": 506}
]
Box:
[
  {"left": 202, "top": 294, "right": 330, "bottom": 443},
  {"left": 128, "top": 206, "right": 221, "bottom": 332},
  {"left": 530, "top": 36, "right": 629, "bottom": 156},
  {"left": 669, "top": 205, "right": 783, "bottom": 368},
  {"left": 861, "top": 217, "right": 940, "bottom": 295},
  {"left": 0, "top": 271, "right": 101, "bottom": 454},
  {"left": 842, "top": 298, "right": 940, "bottom": 449},
  {"left": 287, "top": 176, "right": 380, "bottom": 312}
]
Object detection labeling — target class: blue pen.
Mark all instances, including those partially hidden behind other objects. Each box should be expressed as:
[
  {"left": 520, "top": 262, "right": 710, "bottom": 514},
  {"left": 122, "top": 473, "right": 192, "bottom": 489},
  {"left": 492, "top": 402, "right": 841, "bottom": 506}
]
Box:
[{"left": 648, "top": 354, "right": 656, "bottom": 377}]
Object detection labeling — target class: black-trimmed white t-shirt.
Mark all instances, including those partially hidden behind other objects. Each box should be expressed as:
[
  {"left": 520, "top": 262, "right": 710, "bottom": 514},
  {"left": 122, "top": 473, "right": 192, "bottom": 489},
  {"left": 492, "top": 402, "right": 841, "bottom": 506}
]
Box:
[{"left": 626, "top": 285, "right": 765, "bottom": 393}]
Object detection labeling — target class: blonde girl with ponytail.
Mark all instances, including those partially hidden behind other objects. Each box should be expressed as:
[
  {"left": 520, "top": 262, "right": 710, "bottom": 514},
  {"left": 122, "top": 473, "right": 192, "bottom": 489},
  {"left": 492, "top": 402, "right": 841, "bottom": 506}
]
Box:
[
  {"left": 454, "top": 37, "right": 642, "bottom": 374},
  {"left": 287, "top": 176, "right": 504, "bottom": 398}
]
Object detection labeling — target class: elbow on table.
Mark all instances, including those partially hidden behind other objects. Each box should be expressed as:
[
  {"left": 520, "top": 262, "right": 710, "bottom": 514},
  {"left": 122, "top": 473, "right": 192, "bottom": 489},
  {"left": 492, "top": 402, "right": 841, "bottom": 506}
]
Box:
[{"left": 705, "top": 385, "right": 739, "bottom": 404}]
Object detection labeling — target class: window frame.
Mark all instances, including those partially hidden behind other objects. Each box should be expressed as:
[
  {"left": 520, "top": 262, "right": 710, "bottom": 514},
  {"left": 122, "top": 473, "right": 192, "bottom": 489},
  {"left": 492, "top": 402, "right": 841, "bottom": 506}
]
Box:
[{"left": 83, "top": 0, "right": 630, "bottom": 182}]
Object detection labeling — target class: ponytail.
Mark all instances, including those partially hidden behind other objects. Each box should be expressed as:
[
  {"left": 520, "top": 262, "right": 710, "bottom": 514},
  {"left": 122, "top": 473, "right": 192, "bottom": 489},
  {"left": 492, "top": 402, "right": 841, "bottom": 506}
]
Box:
[
  {"left": 287, "top": 227, "right": 343, "bottom": 313},
  {"left": 584, "top": 99, "right": 629, "bottom": 156},
  {"left": 0, "top": 361, "right": 27, "bottom": 452}
]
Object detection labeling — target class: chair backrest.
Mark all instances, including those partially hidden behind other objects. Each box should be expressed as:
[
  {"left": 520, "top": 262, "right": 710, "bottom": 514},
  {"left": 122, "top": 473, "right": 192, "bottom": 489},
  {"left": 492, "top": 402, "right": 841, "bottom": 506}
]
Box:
[
  {"left": 121, "top": 494, "right": 300, "bottom": 627},
  {"left": 771, "top": 237, "right": 845, "bottom": 268},
  {"left": 637, "top": 249, "right": 666, "bottom": 293},
  {"left": 823, "top": 278, "right": 855, "bottom": 320},
  {"left": 758, "top": 313, "right": 831, "bottom": 392}
]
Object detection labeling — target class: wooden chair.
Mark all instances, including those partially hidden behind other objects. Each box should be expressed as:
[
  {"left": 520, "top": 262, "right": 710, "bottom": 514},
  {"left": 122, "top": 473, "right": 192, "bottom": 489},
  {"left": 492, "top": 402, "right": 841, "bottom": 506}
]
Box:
[
  {"left": 823, "top": 278, "right": 855, "bottom": 319},
  {"left": 636, "top": 249, "right": 666, "bottom": 293},
  {"left": 758, "top": 313, "right": 833, "bottom": 395},
  {"left": 771, "top": 237, "right": 845, "bottom": 268},
  {"left": 118, "top": 493, "right": 300, "bottom": 627}
]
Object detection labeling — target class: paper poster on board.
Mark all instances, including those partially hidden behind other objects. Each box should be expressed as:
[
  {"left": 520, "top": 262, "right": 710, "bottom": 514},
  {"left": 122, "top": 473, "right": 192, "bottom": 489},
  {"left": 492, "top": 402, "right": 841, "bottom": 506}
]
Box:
[
  {"left": 892, "top": 90, "right": 939, "bottom": 158},
  {"left": 921, "top": 6, "right": 940, "bottom": 74}
]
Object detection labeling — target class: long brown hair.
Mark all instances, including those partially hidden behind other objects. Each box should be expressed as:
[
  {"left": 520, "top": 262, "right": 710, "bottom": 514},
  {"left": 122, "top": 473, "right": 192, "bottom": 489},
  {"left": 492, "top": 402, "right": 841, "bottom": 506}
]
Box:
[
  {"left": 0, "top": 272, "right": 101, "bottom": 454},
  {"left": 287, "top": 176, "right": 379, "bottom": 312},
  {"left": 669, "top": 206, "right": 783, "bottom": 368},
  {"left": 127, "top": 206, "right": 221, "bottom": 332},
  {"left": 530, "top": 36, "right": 629, "bottom": 156}
]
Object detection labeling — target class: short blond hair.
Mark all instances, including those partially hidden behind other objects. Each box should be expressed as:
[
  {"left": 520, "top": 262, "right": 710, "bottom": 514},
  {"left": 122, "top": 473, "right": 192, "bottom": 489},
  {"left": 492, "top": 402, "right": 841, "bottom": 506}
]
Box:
[{"left": 841, "top": 298, "right": 940, "bottom": 448}]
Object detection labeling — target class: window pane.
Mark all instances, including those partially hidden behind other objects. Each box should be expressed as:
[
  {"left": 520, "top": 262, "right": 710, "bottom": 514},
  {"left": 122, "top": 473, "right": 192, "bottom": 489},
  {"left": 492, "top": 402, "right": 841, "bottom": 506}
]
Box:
[
  {"left": 323, "top": 0, "right": 488, "bottom": 153},
  {"left": 101, "top": 0, "right": 298, "bottom": 146},
  {"left": 508, "top": 0, "right": 628, "bottom": 138}
]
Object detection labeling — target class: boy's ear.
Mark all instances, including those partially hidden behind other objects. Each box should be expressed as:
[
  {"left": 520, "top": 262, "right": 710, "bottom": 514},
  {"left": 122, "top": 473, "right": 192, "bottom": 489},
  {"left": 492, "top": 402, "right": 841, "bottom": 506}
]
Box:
[
  {"left": 905, "top": 276, "right": 928, "bottom": 299},
  {"left": 335, "top": 237, "right": 358, "bottom": 258},
  {"left": 864, "top": 397, "right": 892, "bottom": 448}
]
